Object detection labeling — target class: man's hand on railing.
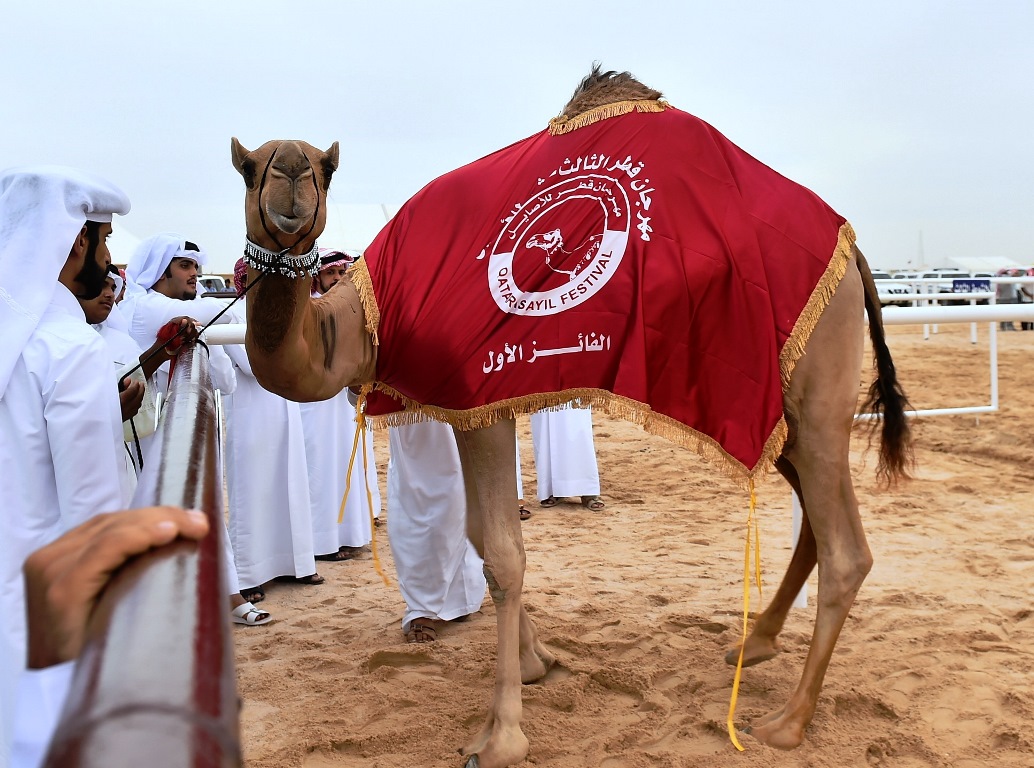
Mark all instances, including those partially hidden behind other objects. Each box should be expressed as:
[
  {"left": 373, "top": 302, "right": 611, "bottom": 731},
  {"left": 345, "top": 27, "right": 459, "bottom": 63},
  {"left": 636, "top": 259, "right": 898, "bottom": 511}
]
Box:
[
  {"left": 23, "top": 507, "right": 210, "bottom": 669},
  {"left": 155, "top": 317, "right": 202, "bottom": 356},
  {"left": 134, "top": 316, "right": 203, "bottom": 382},
  {"left": 117, "top": 378, "right": 146, "bottom": 421}
]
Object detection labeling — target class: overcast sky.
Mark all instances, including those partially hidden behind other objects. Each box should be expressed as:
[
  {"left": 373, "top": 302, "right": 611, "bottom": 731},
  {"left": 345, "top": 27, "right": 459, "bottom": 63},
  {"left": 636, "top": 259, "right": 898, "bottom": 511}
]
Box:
[{"left": 3, "top": 1, "right": 1031, "bottom": 273}]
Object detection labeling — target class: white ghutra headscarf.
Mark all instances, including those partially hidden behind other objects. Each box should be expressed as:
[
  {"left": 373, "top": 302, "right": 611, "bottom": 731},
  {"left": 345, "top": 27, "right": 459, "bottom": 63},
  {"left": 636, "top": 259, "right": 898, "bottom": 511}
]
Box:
[
  {"left": 125, "top": 233, "right": 209, "bottom": 296},
  {"left": 0, "top": 165, "right": 130, "bottom": 398}
]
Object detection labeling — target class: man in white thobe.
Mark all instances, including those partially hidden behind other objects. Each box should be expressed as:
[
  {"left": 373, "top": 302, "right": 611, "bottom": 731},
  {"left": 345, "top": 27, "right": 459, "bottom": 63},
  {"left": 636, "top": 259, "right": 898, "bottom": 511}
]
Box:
[
  {"left": 388, "top": 421, "right": 487, "bottom": 642},
  {"left": 300, "top": 249, "right": 380, "bottom": 561},
  {"left": 0, "top": 166, "right": 131, "bottom": 765},
  {"left": 78, "top": 265, "right": 176, "bottom": 503},
  {"left": 121, "top": 234, "right": 269, "bottom": 626},
  {"left": 531, "top": 403, "right": 605, "bottom": 510},
  {"left": 223, "top": 260, "right": 319, "bottom": 601},
  {"left": 120, "top": 233, "right": 236, "bottom": 398}
]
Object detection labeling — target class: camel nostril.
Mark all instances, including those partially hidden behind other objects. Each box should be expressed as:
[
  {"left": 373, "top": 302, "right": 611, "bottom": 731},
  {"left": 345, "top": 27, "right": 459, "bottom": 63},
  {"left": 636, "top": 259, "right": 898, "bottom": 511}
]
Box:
[{"left": 270, "top": 141, "right": 312, "bottom": 180}]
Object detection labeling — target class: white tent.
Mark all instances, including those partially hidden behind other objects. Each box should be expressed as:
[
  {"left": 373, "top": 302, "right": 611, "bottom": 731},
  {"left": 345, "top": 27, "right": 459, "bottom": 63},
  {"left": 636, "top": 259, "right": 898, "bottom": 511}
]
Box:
[
  {"left": 107, "top": 224, "right": 143, "bottom": 267},
  {"left": 319, "top": 203, "right": 398, "bottom": 253},
  {"left": 947, "top": 255, "right": 1025, "bottom": 273}
]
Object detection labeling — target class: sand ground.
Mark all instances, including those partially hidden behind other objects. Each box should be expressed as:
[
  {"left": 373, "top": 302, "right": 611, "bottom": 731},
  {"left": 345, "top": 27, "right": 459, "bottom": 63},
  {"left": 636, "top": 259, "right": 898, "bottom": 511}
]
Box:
[{"left": 233, "top": 323, "right": 1034, "bottom": 768}]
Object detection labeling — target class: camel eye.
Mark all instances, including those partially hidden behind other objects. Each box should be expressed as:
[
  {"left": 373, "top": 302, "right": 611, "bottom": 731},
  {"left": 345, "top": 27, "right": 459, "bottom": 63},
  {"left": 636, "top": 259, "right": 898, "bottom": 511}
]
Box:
[{"left": 240, "top": 159, "right": 257, "bottom": 189}]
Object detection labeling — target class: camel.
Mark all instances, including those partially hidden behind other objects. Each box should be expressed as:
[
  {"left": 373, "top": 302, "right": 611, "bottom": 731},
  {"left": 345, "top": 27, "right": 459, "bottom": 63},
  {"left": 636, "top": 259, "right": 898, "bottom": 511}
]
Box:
[
  {"left": 233, "top": 68, "right": 911, "bottom": 768},
  {"left": 525, "top": 227, "right": 602, "bottom": 280}
]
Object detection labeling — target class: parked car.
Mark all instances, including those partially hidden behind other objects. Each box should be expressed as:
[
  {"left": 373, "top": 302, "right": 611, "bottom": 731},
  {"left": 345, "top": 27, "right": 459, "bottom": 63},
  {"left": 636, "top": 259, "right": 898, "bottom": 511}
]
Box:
[
  {"left": 871, "top": 270, "right": 914, "bottom": 306},
  {"left": 199, "top": 274, "right": 237, "bottom": 299},
  {"left": 915, "top": 270, "right": 991, "bottom": 305},
  {"left": 919, "top": 270, "right": 945, "bottom": 289}
]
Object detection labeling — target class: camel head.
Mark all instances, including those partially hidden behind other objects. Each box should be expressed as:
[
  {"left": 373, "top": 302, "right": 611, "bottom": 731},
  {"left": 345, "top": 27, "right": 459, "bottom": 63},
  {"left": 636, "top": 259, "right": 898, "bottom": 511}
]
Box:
[
  {"left": 526, "top": 229, "right": 563, "bottom": 253},
  {"left": 231, "top": 138, "right": 340, "bottom": 252}
]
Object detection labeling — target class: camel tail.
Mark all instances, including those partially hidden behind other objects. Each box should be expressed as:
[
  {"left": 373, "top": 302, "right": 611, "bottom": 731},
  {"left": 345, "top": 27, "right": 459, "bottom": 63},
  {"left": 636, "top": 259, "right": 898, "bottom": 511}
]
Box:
[{"left": 855, "top": 246, "right": 914, "bottom": 484}]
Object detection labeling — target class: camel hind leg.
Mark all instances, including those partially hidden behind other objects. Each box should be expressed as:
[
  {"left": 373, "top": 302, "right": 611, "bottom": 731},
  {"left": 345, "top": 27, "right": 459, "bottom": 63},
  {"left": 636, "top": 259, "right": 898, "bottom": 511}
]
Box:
[
  {"left": 724, "top": 456, "right": 817, "bottom": 668},
  {"left": 746, "top": 256, "right": 873, "bottom": 749}
]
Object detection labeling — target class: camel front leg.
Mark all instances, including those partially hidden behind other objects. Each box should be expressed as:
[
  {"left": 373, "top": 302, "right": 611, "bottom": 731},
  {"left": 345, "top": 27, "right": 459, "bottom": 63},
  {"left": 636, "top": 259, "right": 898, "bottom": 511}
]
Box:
[
  {"left": 461, "top": 425, "right": 556, "bottom": 686},
  {"left": 454, "top": 420, "right": 530, "bottom": 768}
]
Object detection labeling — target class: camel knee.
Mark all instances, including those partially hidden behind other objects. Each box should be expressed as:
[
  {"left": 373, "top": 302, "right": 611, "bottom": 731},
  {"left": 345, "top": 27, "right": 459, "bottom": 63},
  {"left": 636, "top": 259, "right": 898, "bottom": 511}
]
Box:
[
  {"left": 483, "top": 556, "right": 526, "bottom": 606},
  {"left": 818, "top": 549, "right": 872, "bottom": 607},
  {"left": 845, "top": 539, "right": 873, "bottom": 585}
]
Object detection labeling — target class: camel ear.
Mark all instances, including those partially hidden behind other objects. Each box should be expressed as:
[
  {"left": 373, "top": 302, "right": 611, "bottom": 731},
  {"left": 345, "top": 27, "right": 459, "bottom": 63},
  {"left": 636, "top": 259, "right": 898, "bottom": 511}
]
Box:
[
  {"left": 320, "top": 141, "right": 340, "bottom": 190},
  {"left": 231, "top": 137, "right": 257, "bottom": 188}
]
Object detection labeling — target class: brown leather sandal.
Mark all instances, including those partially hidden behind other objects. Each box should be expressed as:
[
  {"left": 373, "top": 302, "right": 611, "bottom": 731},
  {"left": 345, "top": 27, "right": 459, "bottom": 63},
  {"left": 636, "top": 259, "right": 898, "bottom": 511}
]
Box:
[
  {"left": 274, "top": 572, "right": 325, "bottom": 585},
  {"left": 406, "top": 619, "right": 438, "bottom": 643}
]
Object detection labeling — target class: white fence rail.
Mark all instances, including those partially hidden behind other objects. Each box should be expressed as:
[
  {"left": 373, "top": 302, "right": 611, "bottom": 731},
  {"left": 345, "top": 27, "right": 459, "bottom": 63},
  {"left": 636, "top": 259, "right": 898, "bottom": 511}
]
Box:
[
  {"left": 881, "top": 303, "right": 1034, "bottom": 324},
  {"left": 203, "top": 302, "right": 1034, "bottom": 422},
  {"left": 201, "top": 305, "right": 1033, "bottom": 611}
]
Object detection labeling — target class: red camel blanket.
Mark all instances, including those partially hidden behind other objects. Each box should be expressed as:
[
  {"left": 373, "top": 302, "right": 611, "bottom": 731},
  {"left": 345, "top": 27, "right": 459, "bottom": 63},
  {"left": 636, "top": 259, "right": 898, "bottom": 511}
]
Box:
[{"left": 351, "top": 102, "right": 853, "bottom": 481}]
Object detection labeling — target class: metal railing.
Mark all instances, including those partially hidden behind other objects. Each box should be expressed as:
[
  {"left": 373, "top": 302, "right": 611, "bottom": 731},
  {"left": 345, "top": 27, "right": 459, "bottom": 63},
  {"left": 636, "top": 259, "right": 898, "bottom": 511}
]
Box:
[{"left": 43, "top": 344, "right": 241, "bottom": 768}]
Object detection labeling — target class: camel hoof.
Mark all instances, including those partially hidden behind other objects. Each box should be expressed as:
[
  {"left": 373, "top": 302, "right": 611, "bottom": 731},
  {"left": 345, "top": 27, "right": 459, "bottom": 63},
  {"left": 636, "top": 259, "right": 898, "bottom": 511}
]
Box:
[
  {"left": 724, "top": 647, "right": 779, "bottom": 667},
  {"left": 724, "top": 635, "right": 781, "bottom": 668},
  {"left": 520, "top": 647, "right": 555, "bottom": 684}
]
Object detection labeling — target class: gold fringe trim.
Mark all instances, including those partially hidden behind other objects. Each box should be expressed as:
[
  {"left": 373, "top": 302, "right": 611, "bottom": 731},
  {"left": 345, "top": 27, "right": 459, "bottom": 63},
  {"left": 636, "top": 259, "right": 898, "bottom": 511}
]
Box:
[
  {"left": 548, "top": 99, "right": 670, "bottom": 136},
  {"left": 364, "top": 384, "right": 785, "bottom": 489},
  {"left": 349, "top": 259, "right": 381, "bottom": 346},
  {"left": 729, "top": 221, "right": 855, "bottom": 483},
  {"left": 778, "top": 222, "right": 856, "bottom": 392}
]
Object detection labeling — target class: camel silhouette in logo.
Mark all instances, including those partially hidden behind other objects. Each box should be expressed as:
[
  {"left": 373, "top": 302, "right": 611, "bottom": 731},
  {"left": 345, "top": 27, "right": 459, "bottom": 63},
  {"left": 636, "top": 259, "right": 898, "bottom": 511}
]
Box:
[{"left": 525, "top": 227, "right": 602, "bottom": 281}]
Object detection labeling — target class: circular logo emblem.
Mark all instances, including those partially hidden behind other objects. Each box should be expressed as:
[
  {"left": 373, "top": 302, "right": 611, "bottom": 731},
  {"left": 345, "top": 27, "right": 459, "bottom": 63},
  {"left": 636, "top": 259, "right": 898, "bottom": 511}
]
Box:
[{"left": 488, "top": 174, "right": 630, "bottom": 316}]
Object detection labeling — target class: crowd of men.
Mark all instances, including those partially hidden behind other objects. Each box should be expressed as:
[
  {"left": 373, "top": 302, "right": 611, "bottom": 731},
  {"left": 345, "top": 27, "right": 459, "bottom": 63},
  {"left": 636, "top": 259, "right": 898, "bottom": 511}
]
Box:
[{"left": 0, "top": 165, "right": 605, "bottom": 766}]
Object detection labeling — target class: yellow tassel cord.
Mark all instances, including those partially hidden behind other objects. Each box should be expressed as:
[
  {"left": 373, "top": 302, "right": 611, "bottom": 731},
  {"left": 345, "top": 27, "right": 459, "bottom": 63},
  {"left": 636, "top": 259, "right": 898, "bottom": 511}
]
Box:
[
  {"left": 548, "top": 99, "right": 671, "bottom": 136},
  {"left": 339, "top": 384, "right": 391, "bottom": 588},
  {"left": 727, "top": 480, "right": 763, "bottom": 750}
]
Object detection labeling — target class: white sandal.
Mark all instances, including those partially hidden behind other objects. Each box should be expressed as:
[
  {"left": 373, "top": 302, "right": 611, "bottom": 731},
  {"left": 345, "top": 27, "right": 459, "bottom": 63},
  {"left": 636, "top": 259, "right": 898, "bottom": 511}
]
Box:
[{"left": 232, "top": 601, "right": 272, "bottom": 626}]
